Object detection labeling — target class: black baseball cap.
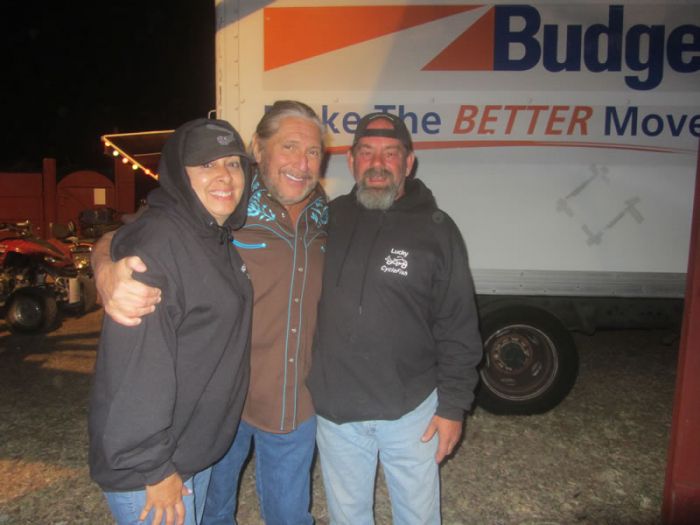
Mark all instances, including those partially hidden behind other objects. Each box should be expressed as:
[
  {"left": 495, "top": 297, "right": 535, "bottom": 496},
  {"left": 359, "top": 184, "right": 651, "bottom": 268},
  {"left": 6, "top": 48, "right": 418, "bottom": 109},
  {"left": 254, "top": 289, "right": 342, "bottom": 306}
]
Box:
[
  {"left": 352, "top": 112, "right": 413, "bottom": 151},
  {"left": 184, "top": 119, "right": 250, "bottom": 166}
]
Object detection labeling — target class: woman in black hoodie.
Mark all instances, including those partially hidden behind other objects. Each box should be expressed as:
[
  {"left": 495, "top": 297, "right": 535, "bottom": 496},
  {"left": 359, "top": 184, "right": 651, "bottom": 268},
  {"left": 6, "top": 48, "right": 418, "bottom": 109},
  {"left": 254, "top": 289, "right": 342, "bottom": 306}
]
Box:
[{"left": 89, "top": 119, "right": 253, "bottom": 525}]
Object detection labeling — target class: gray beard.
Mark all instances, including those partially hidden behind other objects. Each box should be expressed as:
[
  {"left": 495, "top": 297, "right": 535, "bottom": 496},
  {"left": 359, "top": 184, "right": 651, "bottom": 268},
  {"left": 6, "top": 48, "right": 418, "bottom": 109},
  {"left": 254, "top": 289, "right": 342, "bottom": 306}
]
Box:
[{"left": 356, "top": 169, "right": 399, "bottom": 210}]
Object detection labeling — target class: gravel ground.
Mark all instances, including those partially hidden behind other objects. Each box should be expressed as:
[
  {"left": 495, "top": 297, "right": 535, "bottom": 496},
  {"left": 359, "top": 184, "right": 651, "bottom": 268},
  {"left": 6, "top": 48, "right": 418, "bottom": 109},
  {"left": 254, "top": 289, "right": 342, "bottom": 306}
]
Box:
[{"left": 0, "top": 308, "right": 678, "bottom": 524}]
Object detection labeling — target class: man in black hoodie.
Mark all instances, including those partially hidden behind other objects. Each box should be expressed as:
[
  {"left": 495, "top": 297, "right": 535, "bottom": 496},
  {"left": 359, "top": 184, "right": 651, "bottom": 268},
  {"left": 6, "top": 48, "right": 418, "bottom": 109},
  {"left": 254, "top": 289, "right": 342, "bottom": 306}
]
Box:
[
  {"left": 307, "top": 112, "right": 483, "bottom": 524},
  {"left": 89, "top": 119, "right": 253, "bottom": 525}
]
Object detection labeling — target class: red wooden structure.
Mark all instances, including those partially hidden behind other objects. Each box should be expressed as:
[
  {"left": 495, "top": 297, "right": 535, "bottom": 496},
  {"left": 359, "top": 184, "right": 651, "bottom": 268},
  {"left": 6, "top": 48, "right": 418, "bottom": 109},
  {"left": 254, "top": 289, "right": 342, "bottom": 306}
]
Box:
[
  {"left": 56, "top": 170, "right": 116, "bottom": 225},
  {"left": 0, "top": 158, "right": 57, "bottom": 237},
  {"left": 663, "top": 142, "right": 700, "bottom": 524},
  {"left": 0, "top": 158, "right": 138, "bottom": 238}
]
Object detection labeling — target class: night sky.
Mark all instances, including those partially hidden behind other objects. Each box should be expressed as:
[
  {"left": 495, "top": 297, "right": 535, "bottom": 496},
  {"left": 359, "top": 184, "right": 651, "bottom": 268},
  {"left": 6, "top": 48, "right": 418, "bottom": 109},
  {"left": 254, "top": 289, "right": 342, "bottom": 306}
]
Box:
[{"left": 1, "top": 1, "right": 215, "bottom": 177}]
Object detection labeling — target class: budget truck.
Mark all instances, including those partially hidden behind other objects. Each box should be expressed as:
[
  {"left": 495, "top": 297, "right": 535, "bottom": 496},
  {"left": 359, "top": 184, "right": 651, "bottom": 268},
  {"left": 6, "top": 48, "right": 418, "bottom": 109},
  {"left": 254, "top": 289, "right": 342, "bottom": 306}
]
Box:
[{"left": 213, "top": 0, "right": 700, "bottom": 414}]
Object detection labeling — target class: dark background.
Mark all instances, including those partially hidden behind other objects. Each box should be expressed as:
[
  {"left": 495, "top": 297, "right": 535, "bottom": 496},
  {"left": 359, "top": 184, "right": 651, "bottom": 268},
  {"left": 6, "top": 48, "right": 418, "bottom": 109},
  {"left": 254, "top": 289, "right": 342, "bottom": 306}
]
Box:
[{"left": 1, "top": 1, "right": 215, "bottom": 177}]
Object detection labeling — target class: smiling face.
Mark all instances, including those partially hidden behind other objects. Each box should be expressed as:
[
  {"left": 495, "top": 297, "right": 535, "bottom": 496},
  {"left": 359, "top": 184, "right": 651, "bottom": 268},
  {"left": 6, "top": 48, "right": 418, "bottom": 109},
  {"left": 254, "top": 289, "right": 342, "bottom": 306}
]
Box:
[
  {"left": 254, "top": 116, "right": 323, "bottom": 208},
  {"left": 185, "top": 155, "right": 245, "bottom": 225},
  {"left": 349, "top": 118, "right": 415, "bottom": 210}
]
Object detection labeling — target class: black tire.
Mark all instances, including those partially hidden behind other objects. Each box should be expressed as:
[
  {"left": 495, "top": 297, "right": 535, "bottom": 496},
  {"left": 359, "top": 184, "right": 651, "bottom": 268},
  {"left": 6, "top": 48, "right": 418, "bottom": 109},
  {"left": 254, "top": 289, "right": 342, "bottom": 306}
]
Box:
[
  {"left": 5, "top": 288, "right": 59, "bottom": 334},
  {"left": 477, "top": 305, "right": 578, "bottom": 415}
]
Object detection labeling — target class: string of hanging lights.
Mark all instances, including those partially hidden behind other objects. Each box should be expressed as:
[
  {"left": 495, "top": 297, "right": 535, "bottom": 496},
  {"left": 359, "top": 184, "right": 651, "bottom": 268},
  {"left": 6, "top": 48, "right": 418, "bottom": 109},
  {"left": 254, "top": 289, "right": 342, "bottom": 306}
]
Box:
[{"left": 102, "top": 138, "right": 159, "bottom": 180}]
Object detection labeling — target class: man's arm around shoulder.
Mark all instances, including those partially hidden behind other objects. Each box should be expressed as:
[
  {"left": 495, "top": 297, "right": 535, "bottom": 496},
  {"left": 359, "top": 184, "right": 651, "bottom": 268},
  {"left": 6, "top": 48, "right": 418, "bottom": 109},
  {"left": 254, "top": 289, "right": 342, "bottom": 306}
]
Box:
[{"left": 92, "top": 230, "right": 161, "bottom": 326}]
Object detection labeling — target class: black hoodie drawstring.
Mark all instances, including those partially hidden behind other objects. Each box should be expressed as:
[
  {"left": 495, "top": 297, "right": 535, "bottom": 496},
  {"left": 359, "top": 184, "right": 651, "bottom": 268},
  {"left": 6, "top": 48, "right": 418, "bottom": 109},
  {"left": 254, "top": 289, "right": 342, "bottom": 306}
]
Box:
[
  {"left": 215, "top": 223, "right": 231, "bottom": 245},
  {"left": 335, "top": 206, "right": 384, "bottom": 316},
  {"left": 357, "top": 217, "right": 383, "bottom": 315},
  {"left": 335, "top": 211, "right": 360, "bottom": 288}
]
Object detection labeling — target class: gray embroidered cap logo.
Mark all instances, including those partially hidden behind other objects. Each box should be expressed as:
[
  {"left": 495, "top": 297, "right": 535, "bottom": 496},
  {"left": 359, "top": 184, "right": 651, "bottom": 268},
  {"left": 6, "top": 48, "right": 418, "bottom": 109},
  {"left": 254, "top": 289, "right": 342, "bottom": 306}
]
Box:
[
  {"left": 217, "top": 134, "right": 234, "bottom": 145},
  {"left": 184, "top": 121, "right": 246, "bottom": 166},
  {"left": 206, "top": 123, "right": 235, "bottom": 145}
]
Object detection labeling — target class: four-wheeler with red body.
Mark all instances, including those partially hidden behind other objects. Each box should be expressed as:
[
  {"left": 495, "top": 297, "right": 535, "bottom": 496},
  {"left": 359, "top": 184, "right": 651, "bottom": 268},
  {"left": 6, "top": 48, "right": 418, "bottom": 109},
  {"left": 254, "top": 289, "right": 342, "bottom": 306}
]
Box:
[{"left": 0, "top": 221, "right": 96, "bottom": 333}]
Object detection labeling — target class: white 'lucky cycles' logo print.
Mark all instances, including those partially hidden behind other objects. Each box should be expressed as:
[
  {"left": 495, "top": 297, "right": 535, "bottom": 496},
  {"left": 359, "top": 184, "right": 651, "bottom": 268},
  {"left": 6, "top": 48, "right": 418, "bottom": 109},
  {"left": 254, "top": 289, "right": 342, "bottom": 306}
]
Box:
[{"left": 381, "top": 248, "right": 409, "bottom": 277}]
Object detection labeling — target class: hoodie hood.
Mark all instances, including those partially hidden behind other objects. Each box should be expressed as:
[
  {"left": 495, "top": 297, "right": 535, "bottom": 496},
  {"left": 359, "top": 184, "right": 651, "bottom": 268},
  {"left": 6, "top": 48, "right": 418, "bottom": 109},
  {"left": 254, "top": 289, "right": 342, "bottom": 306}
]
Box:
[
  {"left": 388, "top": 177, "right": 436, "bottom": 212},
  {"left": 148, "top": 118, "right": 252, "bottom": 234}
]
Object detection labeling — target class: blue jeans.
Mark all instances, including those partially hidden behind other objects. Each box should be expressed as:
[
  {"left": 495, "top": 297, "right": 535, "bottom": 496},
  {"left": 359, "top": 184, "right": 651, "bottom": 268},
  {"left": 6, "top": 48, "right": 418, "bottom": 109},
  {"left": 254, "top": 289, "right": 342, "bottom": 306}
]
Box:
[
  {"left": 104, "top": 467, "right": 212, "bottom": 525},
  {"left": 203, "top": 417, "right": 316, "bottom": 525},
  {"left": 316, "top": 390, "right": 440, "bottom": 525}
]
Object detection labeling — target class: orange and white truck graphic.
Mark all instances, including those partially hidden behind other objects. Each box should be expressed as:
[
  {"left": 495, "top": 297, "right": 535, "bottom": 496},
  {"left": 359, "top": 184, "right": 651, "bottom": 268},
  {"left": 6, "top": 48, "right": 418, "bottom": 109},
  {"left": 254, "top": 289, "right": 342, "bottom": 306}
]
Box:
[{"left": 215, "top": 1, "right": 699, "bottom": 414}]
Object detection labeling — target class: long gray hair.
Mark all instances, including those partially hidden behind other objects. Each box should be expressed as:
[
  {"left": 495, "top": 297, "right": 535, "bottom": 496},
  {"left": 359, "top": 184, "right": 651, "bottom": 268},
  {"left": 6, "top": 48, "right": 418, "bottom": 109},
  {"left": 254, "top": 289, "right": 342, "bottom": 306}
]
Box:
[{"left": 253, "top": 100, "right": 324, "bottom": 152}]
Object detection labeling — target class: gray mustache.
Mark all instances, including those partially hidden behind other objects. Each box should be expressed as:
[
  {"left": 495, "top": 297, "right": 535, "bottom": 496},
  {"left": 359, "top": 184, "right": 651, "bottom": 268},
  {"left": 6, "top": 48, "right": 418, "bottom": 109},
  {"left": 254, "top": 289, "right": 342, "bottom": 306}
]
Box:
[{"left": 362, "top": 168, "right": 393, "bottom": 180}]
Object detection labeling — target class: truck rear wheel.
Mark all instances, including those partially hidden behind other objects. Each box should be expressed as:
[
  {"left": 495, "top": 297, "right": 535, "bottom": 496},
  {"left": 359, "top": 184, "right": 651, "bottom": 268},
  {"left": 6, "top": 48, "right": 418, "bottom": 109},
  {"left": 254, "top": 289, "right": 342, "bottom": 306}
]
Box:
[
  {"left": 477, "top": 305, "right": 578, "bottom": 415},
  {"left": 5, "top": 288, "right": 59, "bottom": 334}
]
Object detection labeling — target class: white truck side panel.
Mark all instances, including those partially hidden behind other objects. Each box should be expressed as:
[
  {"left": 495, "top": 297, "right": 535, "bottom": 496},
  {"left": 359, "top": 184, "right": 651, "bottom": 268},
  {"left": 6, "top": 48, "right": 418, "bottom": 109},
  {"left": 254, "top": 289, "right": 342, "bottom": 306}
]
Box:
[{"left": 216, "top": 0, "right": 699, "bottom": 297}]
